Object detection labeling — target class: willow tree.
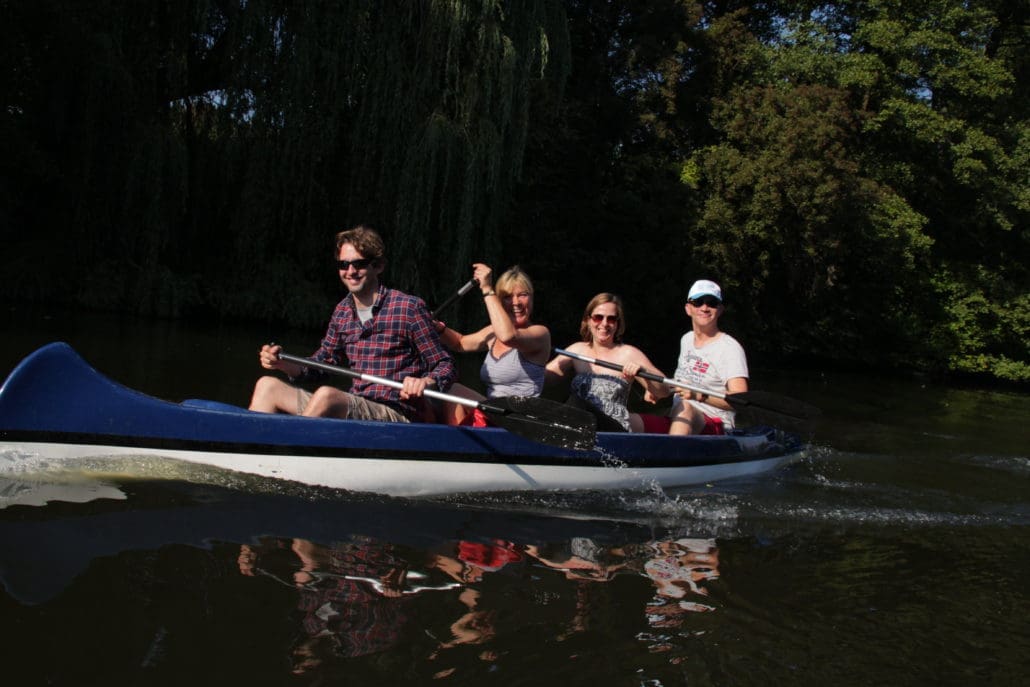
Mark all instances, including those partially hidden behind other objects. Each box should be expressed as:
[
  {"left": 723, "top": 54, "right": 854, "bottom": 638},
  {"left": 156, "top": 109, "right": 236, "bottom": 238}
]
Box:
[
  {"left": 191, "top": 0, "right": 572, "bottom": 323},
  {"left": 1, "top": 0, "right": 569, "bottom": 324}
]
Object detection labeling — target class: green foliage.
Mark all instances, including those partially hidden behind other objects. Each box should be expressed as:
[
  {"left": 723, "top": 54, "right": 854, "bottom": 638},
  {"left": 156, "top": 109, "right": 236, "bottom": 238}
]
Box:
[
  {"left": 653, "top": 0, "right": 1026, "bottom": 380},
  {"left": 691, "top": 82, "right": 933, "bottom": 361},
  {"left": 2, "top": 0, "right": 1026, "bottom": 384},
  {"left": 678, "top": 158, "right": 700, "bottom": 189},
  {"left": 932, "top": 266, "right": 1030, "bottom": 382}
]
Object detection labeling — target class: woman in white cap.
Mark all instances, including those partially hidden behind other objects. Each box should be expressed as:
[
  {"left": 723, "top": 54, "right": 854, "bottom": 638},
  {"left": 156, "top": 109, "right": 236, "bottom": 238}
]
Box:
[{"left": 668, "top": 279, "right": 749, "bottom": 435}]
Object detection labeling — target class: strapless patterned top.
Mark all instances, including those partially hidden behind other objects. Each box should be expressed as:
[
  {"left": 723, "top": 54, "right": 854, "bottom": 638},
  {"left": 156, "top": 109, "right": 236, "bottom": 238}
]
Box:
[{"left": 570, "top": 372, "right": 631, "bottom": 432}]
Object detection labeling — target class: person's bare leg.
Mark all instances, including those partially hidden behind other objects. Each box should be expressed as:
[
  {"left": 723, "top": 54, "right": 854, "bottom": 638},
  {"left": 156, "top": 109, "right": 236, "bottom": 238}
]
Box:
[
  {"left": 302, "top": 386, "right": 354, "bottom": 418},
  {"left": 668, "top": 416, "right": 693, "bottom": 436},
  {"left": 668, "top": 404, "right": 704, "bottom": 436},
  {"left": 249, "top": 376, "right": 302, "bottom": 414}
]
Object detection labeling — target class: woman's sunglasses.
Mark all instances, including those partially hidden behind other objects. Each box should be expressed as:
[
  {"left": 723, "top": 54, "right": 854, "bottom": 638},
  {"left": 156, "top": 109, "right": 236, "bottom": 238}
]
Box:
[
  {"left": 590, "top": 314, "right": 620, "bottom": 324},
  {"left": 336, "top": 258, "right": 375, "bottom": 271},
  {"left": 688, "top": 296, "right": 722, "bottom": 308}
]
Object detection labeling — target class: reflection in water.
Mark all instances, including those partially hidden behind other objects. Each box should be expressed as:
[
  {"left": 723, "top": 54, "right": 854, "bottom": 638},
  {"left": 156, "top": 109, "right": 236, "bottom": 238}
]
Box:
[
  {"left": 2, "top": 442, "right": 1026, "bottom": 685},
  {"left": 643, "top": 537, "right": 719, "bottom": 604},
  {"left": 639, "top": 538, "right": 719, "bottom": 662},
  {"left": 240, "top": 536, "right": 427, "bottom": 675},
  {"left": 228, "top": 528, "right": 721, "bottom": 681}
]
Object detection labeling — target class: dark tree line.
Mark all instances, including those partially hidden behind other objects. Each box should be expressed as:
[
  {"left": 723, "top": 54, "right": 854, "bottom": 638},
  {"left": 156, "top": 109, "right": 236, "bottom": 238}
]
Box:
[{"left": 2, "top": 0, "right": 1027, "bottom": 382}]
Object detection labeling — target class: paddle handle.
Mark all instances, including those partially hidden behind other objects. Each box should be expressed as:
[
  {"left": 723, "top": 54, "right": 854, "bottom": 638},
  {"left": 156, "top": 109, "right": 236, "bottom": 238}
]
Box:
[
  {"left": 431, "top": 278, "right": 478, "bottom": 318},
  {"left": 552, "top": 348, "right": 726, "bottom": 400},
  {"left": 278, "top": 352, "right": 495, "bottom": 413}
]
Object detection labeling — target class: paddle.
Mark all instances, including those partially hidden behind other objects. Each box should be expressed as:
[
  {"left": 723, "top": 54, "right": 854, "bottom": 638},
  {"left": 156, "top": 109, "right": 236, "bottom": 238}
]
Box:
[
  {"left": 553, "top": 347, "right": 819, "bottom": 429},
  {"left": 278, "top": 352, "right": 597, "bottom": 451},
  {"left": 431, "top": 278, "right": 478, "bottom": 318}
]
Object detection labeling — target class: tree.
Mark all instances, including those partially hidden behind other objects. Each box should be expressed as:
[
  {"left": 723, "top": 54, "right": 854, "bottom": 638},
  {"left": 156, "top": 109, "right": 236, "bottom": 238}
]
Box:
[
  {"left": 1, "top": 0, "right": 570, "bottom": 325},
  {"left": 661, "top": 0, "right": 1027, "bottom": 377}
]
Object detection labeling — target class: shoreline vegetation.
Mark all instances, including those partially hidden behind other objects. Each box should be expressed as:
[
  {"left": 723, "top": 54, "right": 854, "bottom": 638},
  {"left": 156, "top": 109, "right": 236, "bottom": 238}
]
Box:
[
  {"left": 2, "top": 1, "right": 1026, "bottom": 384},
  {"left": 4, "top": 300, "right": 1025, "bottom": 395}
]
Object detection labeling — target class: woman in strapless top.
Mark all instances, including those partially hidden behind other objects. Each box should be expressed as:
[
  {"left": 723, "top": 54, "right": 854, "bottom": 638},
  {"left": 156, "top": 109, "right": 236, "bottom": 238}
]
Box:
[{"left": 546, "top": 292, "right": 671, "bottom": 432}]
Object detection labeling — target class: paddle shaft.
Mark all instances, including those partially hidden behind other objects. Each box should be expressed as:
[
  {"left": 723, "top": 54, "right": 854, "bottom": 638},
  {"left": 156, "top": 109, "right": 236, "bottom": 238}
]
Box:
[
  {"left": 553, "top": 347, "right": 725, "bottom": 399},
  {"left": 554, "top": 347, "right": 819, "bottom": 424},
  {"left": 278, "top": 351, "right": 598, "bottom": 450},
  {"left": 431, "top": 278, "right": 477, "bottom": 318},
  {"left": 278, "top": 352, "right": 499, "bottom": 413}
]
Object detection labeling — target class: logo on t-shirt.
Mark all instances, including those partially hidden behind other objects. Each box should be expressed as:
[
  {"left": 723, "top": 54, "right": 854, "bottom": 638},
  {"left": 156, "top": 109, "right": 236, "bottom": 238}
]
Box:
[{"left": 678, "top": 352, "right": 709, "bottom": 385}]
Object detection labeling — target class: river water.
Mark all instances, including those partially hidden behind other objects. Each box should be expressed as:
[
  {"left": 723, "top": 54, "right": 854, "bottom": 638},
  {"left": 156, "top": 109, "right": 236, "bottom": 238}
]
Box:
[{"left": 1, "top": 305, "right": 1028, "bottom": 686}]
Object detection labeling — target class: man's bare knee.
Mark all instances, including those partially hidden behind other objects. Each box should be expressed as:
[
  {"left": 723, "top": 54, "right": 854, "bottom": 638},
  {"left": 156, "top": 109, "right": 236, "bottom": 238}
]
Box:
[
  {"left": 303, "top": 387, "right": 350, "bottom": 419},
  {"left": 249, "top": 375, "right": 287, "bottom": 413}
]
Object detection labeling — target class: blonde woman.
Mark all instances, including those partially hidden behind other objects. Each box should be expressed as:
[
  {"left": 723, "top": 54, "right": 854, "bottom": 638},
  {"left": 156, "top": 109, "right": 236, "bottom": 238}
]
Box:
[{"left": 435, "top": 264, "right": 551, "bottom": 425}]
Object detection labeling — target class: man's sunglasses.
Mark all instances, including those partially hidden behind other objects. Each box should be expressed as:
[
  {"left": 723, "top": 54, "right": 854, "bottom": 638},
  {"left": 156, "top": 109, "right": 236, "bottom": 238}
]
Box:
[
  {"left": 336, "top": 258, "right": 376, "bottom": 271},
  {"left": 590, "top": 314, "right": 620, "bottom": 324},
  {"left": 688, "top": 296, "right": 722, "bottom": 308}
]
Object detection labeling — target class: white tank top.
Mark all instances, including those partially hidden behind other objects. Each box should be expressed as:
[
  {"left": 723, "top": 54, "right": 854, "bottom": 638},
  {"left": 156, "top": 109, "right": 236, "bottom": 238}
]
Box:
[{"left": 479, "top": 344, "right": 545, "bottom": 398}]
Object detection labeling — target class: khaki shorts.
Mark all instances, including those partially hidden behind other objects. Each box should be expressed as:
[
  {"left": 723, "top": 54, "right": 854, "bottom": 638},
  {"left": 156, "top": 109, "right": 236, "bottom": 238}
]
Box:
[{"left": 297, "top": 388, "right": 409, "bottom": 423}]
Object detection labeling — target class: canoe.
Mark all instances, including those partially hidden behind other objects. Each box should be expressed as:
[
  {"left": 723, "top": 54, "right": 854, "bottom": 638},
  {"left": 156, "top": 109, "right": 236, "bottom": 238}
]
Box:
[{"left": 0, "top": 343, "right": 806, "bottom": 497}]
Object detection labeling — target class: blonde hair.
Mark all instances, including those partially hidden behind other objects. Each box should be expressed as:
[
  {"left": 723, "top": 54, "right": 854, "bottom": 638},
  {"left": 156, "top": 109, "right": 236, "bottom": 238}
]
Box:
[
  {"left": 495, "top": 265, "right": 534, "bottom": 299},
  {"left": 579, "top": 292, "right": 626, "bottom": 344}
]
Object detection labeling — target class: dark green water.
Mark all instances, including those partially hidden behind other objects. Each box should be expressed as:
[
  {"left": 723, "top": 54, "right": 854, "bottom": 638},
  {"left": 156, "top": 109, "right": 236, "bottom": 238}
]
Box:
[{"left": 2, "top": 305, "right": 1028, "bottom": 686}]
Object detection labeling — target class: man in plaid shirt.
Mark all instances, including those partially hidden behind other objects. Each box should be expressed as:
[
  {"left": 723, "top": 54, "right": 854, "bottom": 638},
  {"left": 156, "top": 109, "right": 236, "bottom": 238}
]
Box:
[{"left": 249, "top": 225, "right": 455, "bottom": 422}]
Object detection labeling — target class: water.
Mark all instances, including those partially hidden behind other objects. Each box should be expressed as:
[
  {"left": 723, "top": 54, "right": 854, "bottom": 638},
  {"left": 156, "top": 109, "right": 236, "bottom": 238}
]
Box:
[{"left": 1, "top": 305, "right": 1028, "bottom": 686}]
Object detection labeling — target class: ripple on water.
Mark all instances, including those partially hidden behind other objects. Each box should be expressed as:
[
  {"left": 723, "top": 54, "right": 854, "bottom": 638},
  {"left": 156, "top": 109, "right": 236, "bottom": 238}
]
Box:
[{"left": 963, "top": 453, "right": 1030, "bottom": 476}]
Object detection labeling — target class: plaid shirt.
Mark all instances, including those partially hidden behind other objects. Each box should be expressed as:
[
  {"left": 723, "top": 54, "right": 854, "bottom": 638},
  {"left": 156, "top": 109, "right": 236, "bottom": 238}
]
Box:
[{"left": 306, "top": 284, "right": 455, "bottom": 420}]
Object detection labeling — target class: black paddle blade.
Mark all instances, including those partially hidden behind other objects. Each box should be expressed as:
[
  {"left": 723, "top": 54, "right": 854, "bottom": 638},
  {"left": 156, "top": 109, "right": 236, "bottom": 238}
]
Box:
[
  {"left": 480, "top": 396, "right": 597, "bottom": 451},
  {"left": 726, "top": 390, "right": 821, "bottom": 433}
]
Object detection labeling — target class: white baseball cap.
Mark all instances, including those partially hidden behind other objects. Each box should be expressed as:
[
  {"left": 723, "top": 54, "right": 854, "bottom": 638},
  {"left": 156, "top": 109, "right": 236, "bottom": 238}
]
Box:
[{"left": 687, "top": 279, "right": 722, "bottom": 302}]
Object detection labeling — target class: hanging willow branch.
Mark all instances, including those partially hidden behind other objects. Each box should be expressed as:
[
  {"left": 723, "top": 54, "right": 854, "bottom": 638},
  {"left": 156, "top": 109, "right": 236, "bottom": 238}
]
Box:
[
  {"left": 11, "top": 0, "right": 568, "bottom": 322},
  {"left": 191, "top": 0, "right": 570, "bottom": 321}
]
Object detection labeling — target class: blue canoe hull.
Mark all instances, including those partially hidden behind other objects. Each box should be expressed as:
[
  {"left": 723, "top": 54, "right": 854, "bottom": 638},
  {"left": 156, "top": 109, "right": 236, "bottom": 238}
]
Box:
[{"left": 0, "top": 343, "right": 806, "bottom": 496}]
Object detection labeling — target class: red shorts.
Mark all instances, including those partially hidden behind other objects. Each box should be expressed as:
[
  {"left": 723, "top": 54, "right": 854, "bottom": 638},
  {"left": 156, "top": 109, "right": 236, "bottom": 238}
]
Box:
[
  {"left": 701, "top": 416, "right": 725, "bottom": 435},
  {"left": 641, "top": 413, "right": 724, "bottom": 435},
  {"left": 458, "top": 408, "right": 494, "bottom": 427},
  {"left": 640, "top": 414, "right": 672, "bottom": 433}
]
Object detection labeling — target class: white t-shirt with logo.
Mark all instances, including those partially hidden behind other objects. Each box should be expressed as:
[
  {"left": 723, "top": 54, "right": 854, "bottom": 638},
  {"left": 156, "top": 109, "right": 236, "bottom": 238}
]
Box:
[{"left": 671, "top": 331, "right": 748, "bottom": 428}]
